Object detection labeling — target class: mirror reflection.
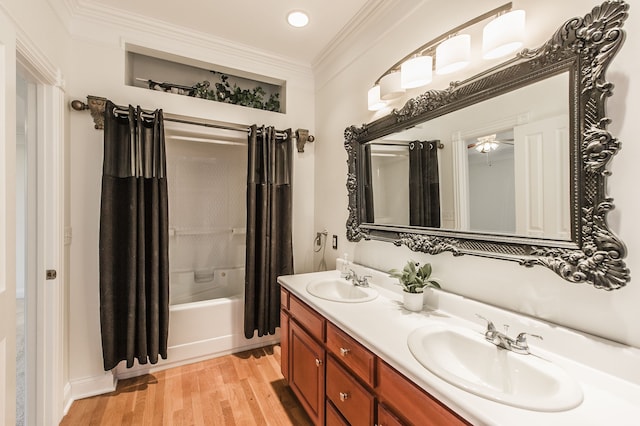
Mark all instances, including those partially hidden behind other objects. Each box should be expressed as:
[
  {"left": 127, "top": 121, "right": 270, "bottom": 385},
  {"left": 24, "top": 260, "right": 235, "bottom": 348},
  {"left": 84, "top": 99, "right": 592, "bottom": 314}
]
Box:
[{"left": 365, "top": 72, "right": 570, "bottom": 240}]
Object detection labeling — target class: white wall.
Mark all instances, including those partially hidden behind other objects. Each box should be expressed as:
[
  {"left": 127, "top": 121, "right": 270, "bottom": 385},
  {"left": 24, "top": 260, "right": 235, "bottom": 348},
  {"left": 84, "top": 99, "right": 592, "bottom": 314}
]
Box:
[{"left": 314, "top": 0, "right": 640, "bottom": 348}]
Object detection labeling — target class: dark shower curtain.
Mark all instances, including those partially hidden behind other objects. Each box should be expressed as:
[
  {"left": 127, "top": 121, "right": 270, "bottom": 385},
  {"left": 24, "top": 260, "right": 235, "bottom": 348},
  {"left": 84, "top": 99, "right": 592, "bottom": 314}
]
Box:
[
  {"left": 244, "top": 125, "right": 294, "bottom": 338},
  {"left": 409, "top": 140, "right": 441, "bottom": 228},
  {"left": 99, "top": 101, "right": 170, "bottom": 371}
]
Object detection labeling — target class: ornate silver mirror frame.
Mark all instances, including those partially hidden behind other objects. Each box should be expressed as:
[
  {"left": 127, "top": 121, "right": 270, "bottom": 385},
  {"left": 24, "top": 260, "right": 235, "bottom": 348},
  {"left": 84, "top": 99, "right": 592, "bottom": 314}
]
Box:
[{"left": 345, "top": 1, "right": 630, "bottom": 290}]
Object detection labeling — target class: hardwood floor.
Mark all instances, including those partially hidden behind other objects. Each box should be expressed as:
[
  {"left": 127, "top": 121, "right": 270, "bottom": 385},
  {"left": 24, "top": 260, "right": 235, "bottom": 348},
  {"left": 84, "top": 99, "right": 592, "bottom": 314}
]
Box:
[{"left": 60, "top": 345, "right": 312, "bottom": 426}]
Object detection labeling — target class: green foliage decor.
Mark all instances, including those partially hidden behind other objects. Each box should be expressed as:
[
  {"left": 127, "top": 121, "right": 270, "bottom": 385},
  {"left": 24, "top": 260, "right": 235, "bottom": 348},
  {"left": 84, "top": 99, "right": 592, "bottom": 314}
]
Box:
[
  {"left": 145, "top": 72, "right": 281, "bottom": 112},
  {"left": 389, "top": 260, "right": 440, "bottom": 293},
  {"left": 192, "top": 72, "right": 280, "bottom": 112}
]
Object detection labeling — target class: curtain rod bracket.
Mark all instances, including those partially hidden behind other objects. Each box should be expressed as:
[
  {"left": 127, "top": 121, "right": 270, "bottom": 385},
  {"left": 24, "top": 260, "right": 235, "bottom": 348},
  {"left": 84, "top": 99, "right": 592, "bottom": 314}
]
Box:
[
  {"left": 70, "top": 95, "right": 107, "bottom": 129},
  {"left": 295, "top": 128, "right": 315, "bottom": 153}
]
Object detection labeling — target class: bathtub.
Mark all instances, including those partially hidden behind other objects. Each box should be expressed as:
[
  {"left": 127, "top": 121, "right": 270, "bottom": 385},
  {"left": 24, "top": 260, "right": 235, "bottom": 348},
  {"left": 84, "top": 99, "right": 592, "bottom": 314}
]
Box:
[{"left": 115, "top": 267, "right": 280, "bottom": 379}]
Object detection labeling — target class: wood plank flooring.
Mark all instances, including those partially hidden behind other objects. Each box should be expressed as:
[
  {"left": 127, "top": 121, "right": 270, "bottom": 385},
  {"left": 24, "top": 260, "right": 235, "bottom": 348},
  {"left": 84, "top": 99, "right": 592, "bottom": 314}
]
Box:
[{"left": 60, "top": 345, "right": 312, "bottom": 426}]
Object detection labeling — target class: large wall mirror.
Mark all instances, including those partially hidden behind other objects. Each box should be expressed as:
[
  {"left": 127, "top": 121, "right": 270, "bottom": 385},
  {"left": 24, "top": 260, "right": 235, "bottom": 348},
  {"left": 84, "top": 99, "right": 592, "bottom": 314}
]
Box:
[{"left": 345, "top": 1, "right": 630, "bottom": 290}]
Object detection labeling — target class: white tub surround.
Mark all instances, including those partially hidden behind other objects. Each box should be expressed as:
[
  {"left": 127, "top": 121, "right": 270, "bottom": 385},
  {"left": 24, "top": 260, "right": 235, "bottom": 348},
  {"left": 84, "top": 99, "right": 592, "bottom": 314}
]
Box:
[{"left": 278, "top": 263, "right": 640, "bottom": 425}]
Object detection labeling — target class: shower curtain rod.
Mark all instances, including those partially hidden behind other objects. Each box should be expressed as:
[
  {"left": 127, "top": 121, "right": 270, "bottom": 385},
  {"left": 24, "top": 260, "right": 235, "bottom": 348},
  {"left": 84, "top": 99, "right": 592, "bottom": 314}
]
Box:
[{"left": 70, "top": 95, "right": 316, "bottom": 150}]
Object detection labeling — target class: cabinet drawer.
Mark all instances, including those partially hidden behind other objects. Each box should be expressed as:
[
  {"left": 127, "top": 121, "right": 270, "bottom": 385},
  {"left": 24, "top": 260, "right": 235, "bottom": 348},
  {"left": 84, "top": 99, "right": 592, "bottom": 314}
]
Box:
[
  {"left": 280, "top": 286, "right": 289, "bottom": 309},
  {"left": 326, "top": 400, "right": 348, "bottom": 426},
  {"left": 377, "top": 361, "right": 470, "bottom": 426},
  {"left": 377, "top": 403, "right": 404, "bottom": 426},
  {"left": 289, "top": 295, "right": 325, "bottom": 342},
  {"left": 327, "top": 322, "right": 375, "bottom": 387},
  {"left": 326, "top": 356, "right": 374, "bottom": 426}
]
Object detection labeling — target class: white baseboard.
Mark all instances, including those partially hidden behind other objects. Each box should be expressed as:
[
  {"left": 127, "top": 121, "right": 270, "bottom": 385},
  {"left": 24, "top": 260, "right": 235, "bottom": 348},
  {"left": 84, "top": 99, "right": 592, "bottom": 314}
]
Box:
[
  {"left": 69, "top": 371, "right": 117, "bottom": 401},
  {"left": 115, "top": 333, "right": 280, "bottom": 380},
  {"left": 62, "top": 382, "right": 73, "bottom": 415}
]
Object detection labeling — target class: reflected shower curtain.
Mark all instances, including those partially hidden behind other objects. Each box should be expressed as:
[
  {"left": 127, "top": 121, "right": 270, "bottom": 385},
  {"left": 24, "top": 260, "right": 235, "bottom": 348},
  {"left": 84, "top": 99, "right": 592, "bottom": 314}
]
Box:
[
  {"left": 409, "top": 140, "right": 441, "bottom": 228},
  {"left": 99, "top": 101, "right": 169, "bottom": 371},
  {"left": 244, "top": 125, "right": 294, "bottom": 338}
]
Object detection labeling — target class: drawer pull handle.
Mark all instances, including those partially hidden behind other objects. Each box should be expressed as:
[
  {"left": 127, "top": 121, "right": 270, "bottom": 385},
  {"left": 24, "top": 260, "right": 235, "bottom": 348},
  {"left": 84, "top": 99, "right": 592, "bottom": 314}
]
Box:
[
  {"left": 315, "top": 358, "right": 322, "bottom": 367},
  {"left": 339, "top": 392, "right": 350, "bottom": 402},
  {"left": 340, "top": 347, "right": 351, "bottom": 356}
]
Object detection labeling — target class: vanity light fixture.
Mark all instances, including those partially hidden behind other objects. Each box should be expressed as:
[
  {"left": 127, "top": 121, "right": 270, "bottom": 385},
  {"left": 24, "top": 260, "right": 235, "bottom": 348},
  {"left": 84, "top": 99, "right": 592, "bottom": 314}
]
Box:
[
  {"left": 287, "top": 10, "right": 309, "bottom": 28},
  {"left": 401, "top": 55, "right": 433, "bottom": 89},
  {"left": 368, "top": 2, "right": 523, "bottom": 108},
  {"left": 483, "top": 10, "right": 526, "bottom": 59},
  {"left": 367, "top": 85, "right": 387, "bottom": 111},
  {"left": 379, "top": 71, "right": 405, "bottom": 100},
  {"left": 435, "top": 34, "right": 471, "bottom": 75}
]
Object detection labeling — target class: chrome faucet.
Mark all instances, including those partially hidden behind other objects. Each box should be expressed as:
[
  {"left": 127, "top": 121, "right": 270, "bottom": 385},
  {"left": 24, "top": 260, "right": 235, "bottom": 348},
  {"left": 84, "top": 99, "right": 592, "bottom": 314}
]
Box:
[
  {"left": 344, "top": 269, "right": 372, "bottom": 287},
  {"left": 476, "top": 314, "right": 543, "bottom": 355}
]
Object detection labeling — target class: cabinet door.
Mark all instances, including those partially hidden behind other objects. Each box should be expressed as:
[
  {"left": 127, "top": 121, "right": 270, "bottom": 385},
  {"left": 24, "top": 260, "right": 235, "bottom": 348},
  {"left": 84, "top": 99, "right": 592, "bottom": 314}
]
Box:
[
  {"left": 280, "top": 309, "right": 290, "bottom": 382},
  {"left": 290, "top": 320, "right": 325, "bottom": 425}
]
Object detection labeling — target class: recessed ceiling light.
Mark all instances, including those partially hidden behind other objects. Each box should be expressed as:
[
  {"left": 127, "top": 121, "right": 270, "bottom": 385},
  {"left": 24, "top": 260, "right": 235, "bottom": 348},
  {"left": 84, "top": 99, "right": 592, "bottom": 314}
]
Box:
[{"left": 287, "top": 11, "right": 309, "bottom": 28}]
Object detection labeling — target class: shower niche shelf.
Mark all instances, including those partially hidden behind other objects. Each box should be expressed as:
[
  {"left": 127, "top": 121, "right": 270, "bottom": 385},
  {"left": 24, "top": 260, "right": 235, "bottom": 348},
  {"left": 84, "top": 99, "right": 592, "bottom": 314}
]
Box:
[{"left": 125, "top": 44, "right": 285, "bottom": 113}]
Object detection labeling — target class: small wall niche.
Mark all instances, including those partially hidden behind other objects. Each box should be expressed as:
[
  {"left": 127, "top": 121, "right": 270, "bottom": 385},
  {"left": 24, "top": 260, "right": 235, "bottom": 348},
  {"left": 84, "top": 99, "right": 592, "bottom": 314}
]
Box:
[{"left": 125, "top": 44, "right": 285, "bottom": 113}]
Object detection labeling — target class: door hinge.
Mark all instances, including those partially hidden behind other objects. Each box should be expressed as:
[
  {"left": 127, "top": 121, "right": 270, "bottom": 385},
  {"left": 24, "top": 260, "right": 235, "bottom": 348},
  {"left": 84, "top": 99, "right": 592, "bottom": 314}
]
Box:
[{"left": 46, "top": 269, "right": 57, "bottom": 280}]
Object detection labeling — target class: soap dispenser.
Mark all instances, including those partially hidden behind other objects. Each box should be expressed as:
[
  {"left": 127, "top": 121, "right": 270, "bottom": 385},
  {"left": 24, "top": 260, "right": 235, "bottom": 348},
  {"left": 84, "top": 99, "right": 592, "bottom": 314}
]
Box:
[{"left": 340, "top": 253, "right": 350, "bottom": 278}]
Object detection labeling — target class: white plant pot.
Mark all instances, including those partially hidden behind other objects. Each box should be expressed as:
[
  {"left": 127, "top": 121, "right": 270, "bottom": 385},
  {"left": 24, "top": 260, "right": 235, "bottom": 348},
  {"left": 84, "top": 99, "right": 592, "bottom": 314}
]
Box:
[
  {"left": 402, "top": 291, "right": 424, "bottom": 312},
  {"left": 422, "top": 287, "right": 439, "bottom": 311}
]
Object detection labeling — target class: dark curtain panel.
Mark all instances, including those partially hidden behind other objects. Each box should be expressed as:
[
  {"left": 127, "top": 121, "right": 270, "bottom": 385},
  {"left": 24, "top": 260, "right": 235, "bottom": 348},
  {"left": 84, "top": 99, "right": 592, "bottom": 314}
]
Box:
[
  {"left": 244, "top": 125, "right": 294, "bottom": 338},
  {"left": 409, "top": 140, "right": 441, "bottom": 227},
  {"left": 363, "top": 144, "right": 375, "bottom": 223},
  {"left": 409, "top": 141, "right": 424, "bottom": 226},
  {"left": 99, "top": 101, "right": 170, "bottom": 371}
]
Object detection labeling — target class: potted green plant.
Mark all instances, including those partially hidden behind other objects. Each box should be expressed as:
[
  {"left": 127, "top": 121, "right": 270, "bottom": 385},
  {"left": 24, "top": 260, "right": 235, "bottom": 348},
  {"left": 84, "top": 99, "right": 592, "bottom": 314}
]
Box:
[{"left": 389, "top": 260, "right": 440, "bottom": 311}]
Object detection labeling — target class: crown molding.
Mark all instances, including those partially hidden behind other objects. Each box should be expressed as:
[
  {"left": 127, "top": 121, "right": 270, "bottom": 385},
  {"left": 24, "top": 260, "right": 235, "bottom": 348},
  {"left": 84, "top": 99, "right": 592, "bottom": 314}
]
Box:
[
  {"left": 312, "top": 0, "right": 427, "bottom": 91},
  {"left": 311, "top": 0, "right": 389, "bottom": 68},
  {"left": 52, "top": 0, "right": 312, "bottom": 81}
]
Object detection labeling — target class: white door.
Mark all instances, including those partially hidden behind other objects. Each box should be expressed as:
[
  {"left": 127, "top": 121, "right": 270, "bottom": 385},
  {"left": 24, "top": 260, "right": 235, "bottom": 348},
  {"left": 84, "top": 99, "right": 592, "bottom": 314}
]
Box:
[
  {"left": 514, "top": 115, "right": 570, "bottom": 239},
  {"left": 0, "top": 8, "right": 18, "bottom": 426}
]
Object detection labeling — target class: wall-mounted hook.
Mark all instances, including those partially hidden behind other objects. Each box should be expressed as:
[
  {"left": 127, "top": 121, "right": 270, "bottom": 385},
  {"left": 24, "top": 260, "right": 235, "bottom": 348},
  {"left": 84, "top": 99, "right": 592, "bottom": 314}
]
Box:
[{"left": 295, "top": 128, "right": 315, "bottom": 153}]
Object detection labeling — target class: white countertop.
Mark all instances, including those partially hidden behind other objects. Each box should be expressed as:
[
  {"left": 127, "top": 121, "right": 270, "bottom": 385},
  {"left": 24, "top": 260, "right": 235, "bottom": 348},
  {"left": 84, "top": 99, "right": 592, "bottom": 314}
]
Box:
[{"left": 278, "top": 264, "right": 640, "bottom": 426}]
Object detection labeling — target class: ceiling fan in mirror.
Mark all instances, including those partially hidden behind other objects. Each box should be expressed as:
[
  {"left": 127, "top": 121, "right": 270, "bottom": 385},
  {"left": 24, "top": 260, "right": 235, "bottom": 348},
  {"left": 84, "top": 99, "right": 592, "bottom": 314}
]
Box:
[{"left": 467, "top": 133, "right": 514, "bottom": 153}]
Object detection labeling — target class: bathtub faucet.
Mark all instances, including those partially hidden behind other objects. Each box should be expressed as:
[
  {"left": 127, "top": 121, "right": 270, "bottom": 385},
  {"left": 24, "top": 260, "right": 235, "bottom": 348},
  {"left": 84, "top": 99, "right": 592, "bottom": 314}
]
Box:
[{"left": 344, "top": 269, "right": 371, "bottom": 287}]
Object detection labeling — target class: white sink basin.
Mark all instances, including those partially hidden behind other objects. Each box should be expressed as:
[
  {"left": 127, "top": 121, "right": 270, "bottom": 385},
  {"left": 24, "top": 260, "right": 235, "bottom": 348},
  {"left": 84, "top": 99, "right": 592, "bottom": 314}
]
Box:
[
  {"left": 306, "top": 278, "right": 378, "bottom": 303},
  {"left": 407, "top": 324, "right": 583, "bottom": 412}
]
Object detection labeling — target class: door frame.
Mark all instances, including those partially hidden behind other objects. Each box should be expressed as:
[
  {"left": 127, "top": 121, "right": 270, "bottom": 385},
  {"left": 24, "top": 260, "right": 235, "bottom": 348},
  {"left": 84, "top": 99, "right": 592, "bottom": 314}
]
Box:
[
  {"left": 0, "top": 8, "right": 18, "bottom": 426},
  {"left": 16, "top": 33, "right": 66, "bottom": 426}
]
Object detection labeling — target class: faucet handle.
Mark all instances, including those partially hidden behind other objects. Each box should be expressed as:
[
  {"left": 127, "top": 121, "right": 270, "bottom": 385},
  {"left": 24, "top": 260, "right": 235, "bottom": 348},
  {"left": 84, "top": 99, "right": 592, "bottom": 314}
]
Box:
[
  {"left": 513, "top": 332, "right": 543, "bottom": 354},
  {"left": 516, "top": 332, "right": 543, "bottom": 344},
  {"left": 344, "top": 269, "right": 357, "bottom": 280},
  {"left": 359, "top": 275, "right": 372, "bottom": 286},
  {"left": 475, "top": 314, "right": 496, "bottom": 331}
]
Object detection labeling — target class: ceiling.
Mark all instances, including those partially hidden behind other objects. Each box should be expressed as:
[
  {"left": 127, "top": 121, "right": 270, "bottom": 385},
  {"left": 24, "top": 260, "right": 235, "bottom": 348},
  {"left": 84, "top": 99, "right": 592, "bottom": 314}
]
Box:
[{"left": 78, "top": 0, "right": 375, "bottom": 66}]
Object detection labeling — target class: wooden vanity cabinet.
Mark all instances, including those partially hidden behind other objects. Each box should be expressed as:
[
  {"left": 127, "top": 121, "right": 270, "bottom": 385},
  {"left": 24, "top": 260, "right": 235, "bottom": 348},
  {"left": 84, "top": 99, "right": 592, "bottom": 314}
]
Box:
[
  {"left": 377, "top": 361, "right": 469, "bottom": 426},
  {"left": 280, "top": 286, "right": 470, "bottom": 426}
]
